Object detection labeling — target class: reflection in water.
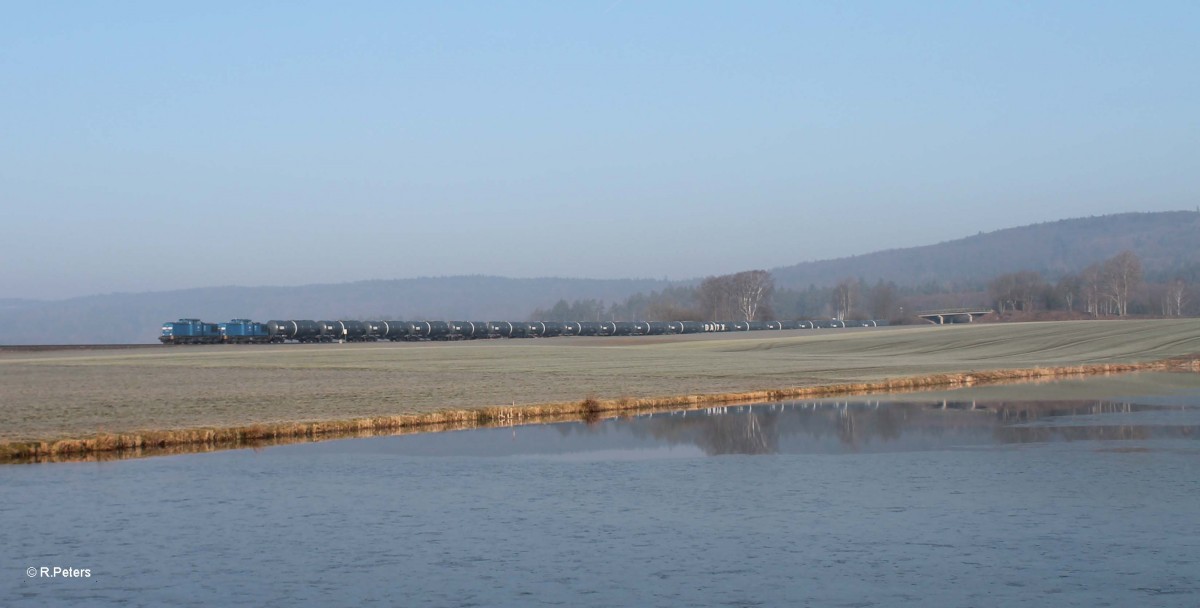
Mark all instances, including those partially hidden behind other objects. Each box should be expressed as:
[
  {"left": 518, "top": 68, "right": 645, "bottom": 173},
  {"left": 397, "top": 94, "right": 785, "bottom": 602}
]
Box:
[
  {"left": 699, "top": 409, "right": 777, "bottom": 455},
  {"left": 20, "top": 397, "right": 1195, "bottom": 464},
  {"left": 588, "top": 399, "right": 1200, "bottom": 456}
]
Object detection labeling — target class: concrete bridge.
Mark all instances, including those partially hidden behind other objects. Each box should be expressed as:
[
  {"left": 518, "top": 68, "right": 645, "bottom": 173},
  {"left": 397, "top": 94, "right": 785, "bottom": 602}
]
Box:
[{"left": 916, "top": 308, "right": 994, "bottom": 325}]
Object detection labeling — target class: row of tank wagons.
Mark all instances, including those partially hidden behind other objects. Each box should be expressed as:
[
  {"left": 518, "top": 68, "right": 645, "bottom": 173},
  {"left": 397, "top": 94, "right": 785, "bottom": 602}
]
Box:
[{"left": 159, "top": 317, "right": 886, "bottom": 344}]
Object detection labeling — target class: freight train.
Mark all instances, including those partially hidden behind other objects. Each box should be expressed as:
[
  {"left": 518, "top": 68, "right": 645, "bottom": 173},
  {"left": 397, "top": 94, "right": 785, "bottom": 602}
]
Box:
[{"left": 159, "top": 317, "right": 886, "bottom": 344}]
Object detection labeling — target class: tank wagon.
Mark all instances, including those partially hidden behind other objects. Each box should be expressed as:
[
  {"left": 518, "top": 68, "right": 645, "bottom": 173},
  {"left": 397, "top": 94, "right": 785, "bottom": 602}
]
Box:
[
  {"left": 266, "top": 320, "right": 322, "bottom": 343},
  {"left": 160, "top": 317, "right": 888, "bottom": 344}
]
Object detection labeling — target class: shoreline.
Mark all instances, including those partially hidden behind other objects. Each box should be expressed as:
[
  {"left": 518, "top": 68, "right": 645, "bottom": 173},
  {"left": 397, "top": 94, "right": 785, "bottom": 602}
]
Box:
[{"left": 5, "top": 356, "right": 1198, "bottom": 465}]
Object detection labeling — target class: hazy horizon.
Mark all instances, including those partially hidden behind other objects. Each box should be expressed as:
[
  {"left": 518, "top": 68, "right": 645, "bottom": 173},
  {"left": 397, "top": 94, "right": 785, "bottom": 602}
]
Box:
[
  {"left": 2, "top": 209, "right": 1191, "bottom": 303},
  {"left": 4, "top": 2, "right": 1197, "bottom": 299}
]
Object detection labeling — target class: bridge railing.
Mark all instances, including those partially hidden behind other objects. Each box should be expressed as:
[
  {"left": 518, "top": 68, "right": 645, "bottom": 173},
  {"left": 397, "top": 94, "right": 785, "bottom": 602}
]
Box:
[{"left": 915, "top": 308, "right": 994, "bottom": 316}]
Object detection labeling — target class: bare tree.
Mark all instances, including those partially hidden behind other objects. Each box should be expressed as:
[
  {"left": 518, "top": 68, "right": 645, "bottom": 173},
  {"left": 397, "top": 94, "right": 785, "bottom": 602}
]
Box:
[
  {"left": 1165, "top": 278, "right": 1188, "bottom": 317},
  {"left": 1081, "top": 263, "right": 1106, "bottom": 316},
  {"left": 832, "top": 278, "right": 857, "bottom": 321},
  {"left": 1103, "top": 250, "right": 1142, "bottom": 316},
  {"left": 989, "top": 274, "right": 1016, "bottom": 314},
  {"left": 989, "top": 271, "right": 1044, "bottom": 313},
  {"left": 730, "top": 270, "right": 774, "bottom": 321},
  {"left": 696, "top": 270, "right": 775, "bottom": 321},
  {"left": 1055, "top": 274, "right": 1081, "bottom": 312},
  {"left": 696, "top": 275, "right": 737, "bottom": 320}
]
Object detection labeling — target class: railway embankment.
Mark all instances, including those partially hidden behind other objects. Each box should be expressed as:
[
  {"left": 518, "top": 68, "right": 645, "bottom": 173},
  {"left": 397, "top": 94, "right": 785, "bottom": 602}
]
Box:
[{"left": 3, "top": 319, "right": 1199, "bottom": 463}]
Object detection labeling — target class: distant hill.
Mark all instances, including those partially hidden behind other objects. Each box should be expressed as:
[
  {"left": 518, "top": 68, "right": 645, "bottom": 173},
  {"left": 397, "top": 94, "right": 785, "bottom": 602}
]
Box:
[
  {"left": 3, "top": 211, "right": 1196, "bottom": 344},
  {"left": 0, "top": 277, "right": 669, "bottom": 345},
  {"left": 771, "top": 211, "right": 1200, "bottom": 289}
]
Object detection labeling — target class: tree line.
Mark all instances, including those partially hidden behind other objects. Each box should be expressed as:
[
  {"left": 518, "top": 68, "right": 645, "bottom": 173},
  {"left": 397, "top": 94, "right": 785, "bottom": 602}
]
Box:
[
  {"left": 531, "top": 271, "right": 778, "bottom": 322},
  {"left": 531, "top": 250, "right": 1195, "bottom": 323},
  {"left": 988, "top": 250, "right": 1192, "bottom": 317}
]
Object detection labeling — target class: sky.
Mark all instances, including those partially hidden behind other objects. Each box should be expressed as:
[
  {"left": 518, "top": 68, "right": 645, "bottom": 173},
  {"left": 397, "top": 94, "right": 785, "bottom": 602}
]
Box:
[{"left": 2, "top": 1, "right": 1197, "bottom": 300}]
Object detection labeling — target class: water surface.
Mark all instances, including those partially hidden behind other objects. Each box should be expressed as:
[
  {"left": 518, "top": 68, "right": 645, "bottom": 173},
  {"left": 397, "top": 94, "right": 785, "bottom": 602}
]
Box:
[{"left": 3, "top": 372, "right": 1199, "bottom": 607}]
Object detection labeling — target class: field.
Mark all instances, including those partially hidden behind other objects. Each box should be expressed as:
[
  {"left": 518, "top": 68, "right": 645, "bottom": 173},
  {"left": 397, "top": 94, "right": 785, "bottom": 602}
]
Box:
[{"left": 3, "top": 319, "right": 1200, "bottom": 460}]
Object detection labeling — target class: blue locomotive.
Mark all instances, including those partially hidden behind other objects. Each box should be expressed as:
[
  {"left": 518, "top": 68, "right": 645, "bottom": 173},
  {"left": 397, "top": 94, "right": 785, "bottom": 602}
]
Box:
[
  {"left": 160, "top": 319, "right": 222, "bottom": 344},
  {"left": 220, "top": 319, "right": 272, "bottom": 344}
]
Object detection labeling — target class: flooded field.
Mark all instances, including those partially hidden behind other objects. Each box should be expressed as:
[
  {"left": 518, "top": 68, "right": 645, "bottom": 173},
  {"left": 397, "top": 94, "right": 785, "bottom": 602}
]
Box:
[{"left": 3, "top": 372, "right": 1199, "bottom": 606}]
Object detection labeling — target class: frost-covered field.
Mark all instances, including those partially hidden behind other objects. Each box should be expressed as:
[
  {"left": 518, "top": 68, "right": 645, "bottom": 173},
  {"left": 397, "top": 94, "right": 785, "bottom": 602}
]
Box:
[{"left": 2, "top": 319, "right": 1199, "bottom": 443}]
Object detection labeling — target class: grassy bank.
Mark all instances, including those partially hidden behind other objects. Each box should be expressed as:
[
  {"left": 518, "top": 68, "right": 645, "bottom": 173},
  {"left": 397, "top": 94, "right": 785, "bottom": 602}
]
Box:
[{"left": 3, "top": 319, "right": 1200, "bottom": 463}]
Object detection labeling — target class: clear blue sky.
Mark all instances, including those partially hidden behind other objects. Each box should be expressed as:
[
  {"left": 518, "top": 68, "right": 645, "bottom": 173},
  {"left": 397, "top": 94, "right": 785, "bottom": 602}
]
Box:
[{"left": 2, "top": 1, "right": 1196, "bottom": 299}]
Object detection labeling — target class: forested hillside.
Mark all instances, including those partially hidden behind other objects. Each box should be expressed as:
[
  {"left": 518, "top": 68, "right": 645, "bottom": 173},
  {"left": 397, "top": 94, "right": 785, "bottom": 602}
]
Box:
[
  {"left": 534, "top": 212, "right": 1200, "bottom": 323},
  {"left": 770, "top": 211, "right": 1200, "bottom": 289}
]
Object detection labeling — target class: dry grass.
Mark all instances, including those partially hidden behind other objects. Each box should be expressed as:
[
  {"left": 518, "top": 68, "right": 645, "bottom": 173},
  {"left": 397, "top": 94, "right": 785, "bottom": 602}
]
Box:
[{"left": 3, "top": 319, "right": 1200, "bottom": 463}]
